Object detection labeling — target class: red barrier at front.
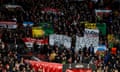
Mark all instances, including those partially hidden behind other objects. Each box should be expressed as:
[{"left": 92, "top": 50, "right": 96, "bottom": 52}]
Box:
[
  {"left": 27, "top": 60, "right": 62, "bottom": 72},
  {"left": 26, "top": 60, "right": 92, "bottom": 72}
]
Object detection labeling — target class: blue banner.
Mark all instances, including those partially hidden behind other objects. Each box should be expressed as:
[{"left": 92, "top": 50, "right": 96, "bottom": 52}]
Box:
[{"left": 23, "top": 21, "right": 34, "bottom": 27}]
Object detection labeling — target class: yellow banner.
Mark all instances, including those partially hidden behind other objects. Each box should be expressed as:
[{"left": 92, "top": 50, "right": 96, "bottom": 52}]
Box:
[
  {"left": 85, "top": 22, "right": 96, "bottom": 29},
  {"left": 32, "top": 27, "right": 44, "bottom": 37},
  {"left": 107, "top": 34, "right": 114, "bottom": 42}
]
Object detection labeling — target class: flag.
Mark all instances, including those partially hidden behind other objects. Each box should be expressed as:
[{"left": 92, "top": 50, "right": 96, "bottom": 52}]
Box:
[
  {"left": 32, "top": 27, "right": 45, "bottom": 37},
  {"left": 22, "top": 38, "right": 48, "bottom": 48},
  {"left": 23, "top": 21, "right": 34, "bottom": 27},
  {"left": 0, "top": 21, "right": 17, "bottom": 29},
  {"left": 96, "top": 23, "right": 106, "bottom": 35},
  {"left": 39, "top": 22, "right": 54, "bottom": 36}
]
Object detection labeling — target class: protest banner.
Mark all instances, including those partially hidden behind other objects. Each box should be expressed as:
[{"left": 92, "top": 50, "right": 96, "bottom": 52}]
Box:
[
  {"left": 84, "top": 22, "right": 96, "bottom": 29},
  {"left": 54, "top": 34, "right": 64, "bottom": 47},
  {"left": 96, "top": 23, "right": 106, "bottom": 35},
  {"left": 95, "top": 9, "right": 112, "bottom": 17},
  {"left": 75, "top": 37, "right": 85, "bottom": 49},
  {"left": 22, "top": 38, "right": 48, "bottom": 48},
  {"left": 84, "top": 29, "right": 99, "bottom": 37},
  {"left": 39, "top": 22, "right": 54, "bottom": 36},
  {"left": 63, "top": 35, "right": 72, "bottom": 49},
  {"left": 95, "top": 9, "right": 112, "bottom": 21},
  {"left": 23, "top": 21, "right": 34, "bottom": 27},
  {"left": 95, "top": 45, "right": 107, "bottom": 56},
  {"left": 0, "top": 21, "right": 17, "bottom": 29},
  {"left": 22, "top": 38, "right": 35, "bottom": 48},
  {"left": 49, "top": 34, "right": 72, "bottom": 48},
  {"left": 32, "top": 27, "right": 45, "bottom": 37},
  {"left": 82, "top": 21, "right": 106, "bottom": 35},
  {"left": 75, "top": 29, "right": 99, "bottom": 51},
  {"left": 41, "top": 7, "right": 63, "bottom": 15},
  {"left": 49, "top": 34, "right": 56, "bottom": 46}
]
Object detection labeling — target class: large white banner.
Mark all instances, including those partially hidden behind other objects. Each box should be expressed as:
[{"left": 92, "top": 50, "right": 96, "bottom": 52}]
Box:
[
  {"left": 49, "top": 34, "right": 72, "bottom": 48},
  {"left": 75, "top": 29, "right": 99, "bottom": 51},
  {"left": 0, "top": 21, "right": 17, "bottom": 29}
]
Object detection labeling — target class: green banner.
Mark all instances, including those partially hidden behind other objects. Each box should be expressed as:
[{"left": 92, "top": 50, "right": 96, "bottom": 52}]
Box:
[
  {"left": 39, "top": 22, "right": 54, "bottom": 36},
  {"left": 96, "top": 23, "right": 106, "bottom": 35}
]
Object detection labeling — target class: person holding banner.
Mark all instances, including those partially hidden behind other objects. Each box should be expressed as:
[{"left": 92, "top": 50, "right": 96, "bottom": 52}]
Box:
[
  {"left": 88, "top": 44, "right": 94, "bottom": 56},
  {"left": 83, "top": 45, "right": 87, "bottom": 55}
]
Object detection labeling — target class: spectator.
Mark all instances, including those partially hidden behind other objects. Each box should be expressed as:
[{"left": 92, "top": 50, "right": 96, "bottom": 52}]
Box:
[
  {"left": 0, "top": 0, "right": 120, "bottom": 71},
  {"left": 88, "top": 44, "right": 95, "bottom": 56}
]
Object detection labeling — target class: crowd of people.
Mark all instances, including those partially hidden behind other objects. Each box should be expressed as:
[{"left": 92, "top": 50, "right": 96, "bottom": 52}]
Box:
[{"left": 0, "top": 0, "right": 120, "bottom": 72}]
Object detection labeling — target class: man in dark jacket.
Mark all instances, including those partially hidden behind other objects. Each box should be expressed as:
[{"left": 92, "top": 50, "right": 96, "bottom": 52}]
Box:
[{"left": 88, "top": 44, "right": 94, "bottom": 56}]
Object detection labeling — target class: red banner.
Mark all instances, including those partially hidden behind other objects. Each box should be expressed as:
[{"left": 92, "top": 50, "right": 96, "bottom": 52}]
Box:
[
  {"left": 41, "top": 7, "right": 62, "bottom": 15},
  {"left": 22, "top": 38, "right": 48, "bottom": 47},
  {"left": 26, "top": 60, "right": 62, "bottom": 72},
  {"left": 26, "top": 60, "right": 93, "bottom": 72}
]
